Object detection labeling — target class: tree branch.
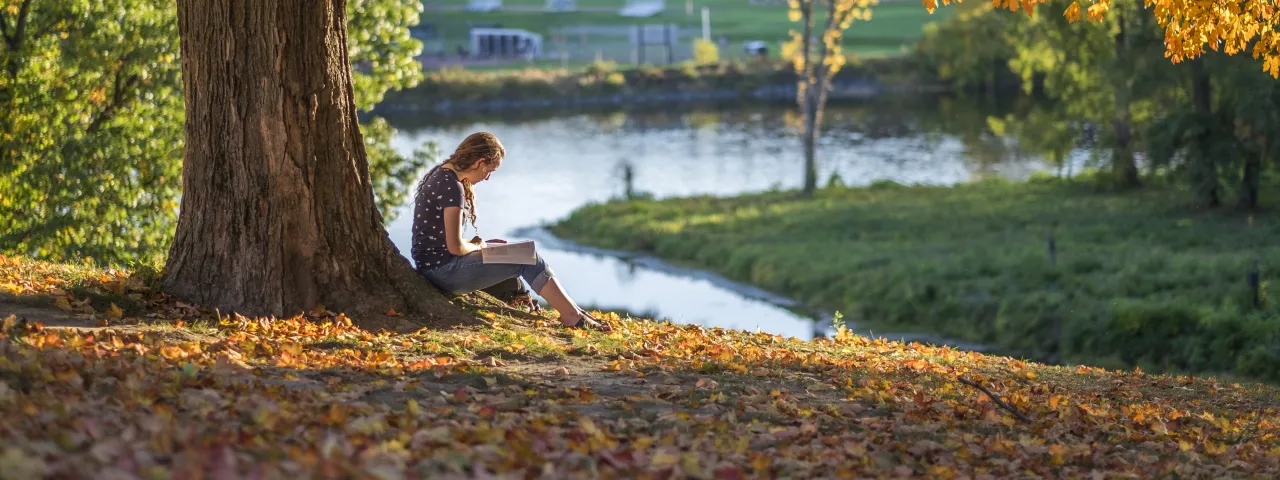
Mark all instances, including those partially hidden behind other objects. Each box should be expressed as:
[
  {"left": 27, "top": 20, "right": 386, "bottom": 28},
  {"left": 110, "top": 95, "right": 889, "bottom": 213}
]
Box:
[
  {"left": 11, "top": 0, "right": 31, "bottom": 50},
  {"left": 87, "top": 67, "right": 140, "bottom": 134},
  {"left": 958, "top": 376, "right": 1033, "bottom": 424},
  {"left": 0, "top": 9, "right": 11, "bottom": 44}
]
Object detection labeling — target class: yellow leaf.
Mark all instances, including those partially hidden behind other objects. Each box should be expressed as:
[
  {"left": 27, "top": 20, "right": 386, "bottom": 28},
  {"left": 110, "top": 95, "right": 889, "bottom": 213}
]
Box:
[
  {"left": 1064, "top": 1, "right": 1081, "bottom": 22},
  {"left": 107, "top": 303, "right": 123, "bottom": 320},
  {"left": 1151, "top": 421, "right": 1169, "bottom": 436},
  {"left": 1049, "top": 395, "right": 1061, "bottom": 409}
]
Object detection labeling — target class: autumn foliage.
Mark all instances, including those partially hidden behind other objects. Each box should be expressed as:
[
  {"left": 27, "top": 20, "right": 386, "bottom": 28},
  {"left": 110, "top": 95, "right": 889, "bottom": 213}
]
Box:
[
  {"left": 924, "top": 0, "right": 1280, "bottom": 77},
  {"left": 1, "top": 255, "right": 1280, "bottom": 477}
]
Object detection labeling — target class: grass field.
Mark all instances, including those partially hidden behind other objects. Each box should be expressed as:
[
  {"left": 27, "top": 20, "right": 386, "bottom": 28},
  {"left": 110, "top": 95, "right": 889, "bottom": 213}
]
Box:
[
  {"left": 552, "top": 175, "right": 1280, "bottom": 382},
  {"left": 416, "top": 0, "right": 953, "bottom": 66}
]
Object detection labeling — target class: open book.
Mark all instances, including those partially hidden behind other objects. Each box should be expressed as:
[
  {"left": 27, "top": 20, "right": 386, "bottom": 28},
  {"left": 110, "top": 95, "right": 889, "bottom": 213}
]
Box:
[{"left": 481, "top": 240, "right": 537, "bottom": 265}]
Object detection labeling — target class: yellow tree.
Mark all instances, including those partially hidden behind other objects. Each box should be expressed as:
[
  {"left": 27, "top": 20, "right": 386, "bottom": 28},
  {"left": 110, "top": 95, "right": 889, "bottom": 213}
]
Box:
[
  {"left": 923, "top": 0, "right": 1280, "bottom": 78},
  {"left": 786, "top": 0, "right": 877, "bottom": 195}
]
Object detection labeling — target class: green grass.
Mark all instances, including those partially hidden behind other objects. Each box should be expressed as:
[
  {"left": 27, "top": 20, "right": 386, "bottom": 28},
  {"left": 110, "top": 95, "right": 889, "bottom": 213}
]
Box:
[
  {"left": 552, "top": 174, "right": 1280, "bottom": 382},
  {"left": 418, "top": 0, "right": 951, "bottom": 67}
]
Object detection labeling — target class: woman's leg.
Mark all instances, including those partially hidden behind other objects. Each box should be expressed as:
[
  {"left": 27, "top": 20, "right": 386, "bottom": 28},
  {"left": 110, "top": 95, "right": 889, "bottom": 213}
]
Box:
[
  {"left": 424, "top": 252, "right": 594, "bottom": 327},
  {"left": 536, "top": 277, "right": 584, "bottom": 326}
]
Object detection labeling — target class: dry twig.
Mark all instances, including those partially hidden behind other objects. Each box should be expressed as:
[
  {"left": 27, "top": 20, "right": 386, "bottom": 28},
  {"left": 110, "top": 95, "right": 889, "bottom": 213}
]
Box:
[{"left": 958, "top": 376, "right": 1033, "bottom": 424}]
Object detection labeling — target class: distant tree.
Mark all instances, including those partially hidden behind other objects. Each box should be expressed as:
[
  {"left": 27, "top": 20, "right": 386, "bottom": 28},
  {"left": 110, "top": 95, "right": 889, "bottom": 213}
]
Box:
[
  {"left": 1005, "top": 0, "right": 1171, "bottom": 189},
  {"left": 784, "top": 0, "right": 878, "bottom": 196}
]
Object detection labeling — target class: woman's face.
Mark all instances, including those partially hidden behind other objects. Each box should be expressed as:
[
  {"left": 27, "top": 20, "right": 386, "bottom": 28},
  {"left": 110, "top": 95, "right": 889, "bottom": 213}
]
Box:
[{"left": 472, "top": 158, "right": 501, "bottom": 183}]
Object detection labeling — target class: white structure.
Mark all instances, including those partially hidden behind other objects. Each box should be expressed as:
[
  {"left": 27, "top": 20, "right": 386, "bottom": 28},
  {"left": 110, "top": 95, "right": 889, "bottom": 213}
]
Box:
[
  {"left": 620, "top": 0, "right": 665, "bottom": 17},
  {"left": 628, "top": 23, "right": 678, "bottom": 63},
  {"left": 544, "top": 0, "right": 577, "bottom": 12},
  {"left": 465, "top": 0, "right": 502, "bottom": 12},
  {"left": 469, "top": 28, "right": 543, "bottom": 58}
]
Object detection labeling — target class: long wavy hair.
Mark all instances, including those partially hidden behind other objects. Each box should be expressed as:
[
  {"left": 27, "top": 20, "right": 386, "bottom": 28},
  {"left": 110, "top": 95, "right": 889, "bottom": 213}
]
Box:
[{"left": 439, "top": 132, "right": 504, "bottom": 227}]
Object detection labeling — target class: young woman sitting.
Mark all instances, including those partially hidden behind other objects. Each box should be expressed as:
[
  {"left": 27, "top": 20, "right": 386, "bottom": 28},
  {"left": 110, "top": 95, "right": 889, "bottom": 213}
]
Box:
[{"left": 410, "top": 132, "right": 611, "bottom": 331}]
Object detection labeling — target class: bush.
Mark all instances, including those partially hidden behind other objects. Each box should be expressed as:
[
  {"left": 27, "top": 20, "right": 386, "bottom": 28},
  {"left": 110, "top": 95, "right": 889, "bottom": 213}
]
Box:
[{"left": 693, "top": 38, "right": 720, "bottom": 65}]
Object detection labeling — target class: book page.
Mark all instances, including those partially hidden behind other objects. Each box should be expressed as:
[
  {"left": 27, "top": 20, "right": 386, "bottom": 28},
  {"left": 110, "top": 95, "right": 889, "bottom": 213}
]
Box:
[{"left": 481, "top": 240, "right": 537, "bottom": 265}]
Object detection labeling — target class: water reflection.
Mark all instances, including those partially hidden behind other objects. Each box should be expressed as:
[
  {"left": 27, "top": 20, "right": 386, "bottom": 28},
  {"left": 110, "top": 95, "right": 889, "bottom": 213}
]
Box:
[{"left": 381, "top": 94, "right": 1086, "bottom": 341}]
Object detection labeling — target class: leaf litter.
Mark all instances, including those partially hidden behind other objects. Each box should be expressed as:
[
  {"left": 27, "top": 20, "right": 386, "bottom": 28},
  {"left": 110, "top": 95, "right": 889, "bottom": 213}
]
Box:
[{"left": 3, "top": 254, "right": 1280, "bottom": 478}]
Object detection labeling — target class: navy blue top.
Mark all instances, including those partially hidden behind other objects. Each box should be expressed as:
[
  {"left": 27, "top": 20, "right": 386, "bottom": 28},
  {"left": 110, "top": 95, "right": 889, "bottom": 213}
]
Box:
[{"left": 411, "top": 166, "right": 466, "bottom": 270}]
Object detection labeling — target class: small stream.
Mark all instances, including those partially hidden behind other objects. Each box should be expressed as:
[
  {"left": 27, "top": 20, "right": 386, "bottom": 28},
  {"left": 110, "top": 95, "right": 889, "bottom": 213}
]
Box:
[{"left": 382, "top": 96, "right": 1085, "bottom": 347}]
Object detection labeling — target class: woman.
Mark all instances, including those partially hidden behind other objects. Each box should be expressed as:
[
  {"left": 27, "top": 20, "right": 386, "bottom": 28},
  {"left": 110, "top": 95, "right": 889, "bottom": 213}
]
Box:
[{"left": 411, "top": 132, "right": 611, "bottom": 331}]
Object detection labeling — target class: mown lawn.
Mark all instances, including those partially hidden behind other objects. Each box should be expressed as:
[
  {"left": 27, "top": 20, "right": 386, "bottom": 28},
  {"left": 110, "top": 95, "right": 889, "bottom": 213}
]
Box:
[
  {"left": 3, "top": 254, "right": 1280, "bottom": 477},
  {"left": 418, "top": 0, "right": 951, "bottom": 62},
  {"left": 552, "top": 175, "right": 1280, "bottom": 382}
]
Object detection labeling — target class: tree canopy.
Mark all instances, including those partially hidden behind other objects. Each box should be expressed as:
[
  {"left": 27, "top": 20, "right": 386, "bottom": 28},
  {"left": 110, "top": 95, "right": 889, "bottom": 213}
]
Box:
[
  {"left": 0, "top": 0, "right": 430, "bottom": 266},
  {"left": 924, "top": 0, "right": 1280, "bottom": 77}
]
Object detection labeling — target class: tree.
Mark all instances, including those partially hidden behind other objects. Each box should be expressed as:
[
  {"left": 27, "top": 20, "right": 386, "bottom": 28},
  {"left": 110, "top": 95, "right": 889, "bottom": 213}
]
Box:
[
  {"left": 163, "top": 0, "right": 460, "bottom": 321},
  {"left": 923, "top": 0, "right": 1280, "bottom": 78},
  {"left": 1, "top": 0, "right": 430, "bottom": 267},
  {"left": 915, "top": 2, "right": 1020, "bottom": 95},
  {"left": 785, "top": 0, "right": 877, "bottom": 196},
  {"left": 1004, "top": 0, "right": 1170, "bottom": 189},
  {"left": 0, "top": 0, "right": 184, "bottom": 266}
]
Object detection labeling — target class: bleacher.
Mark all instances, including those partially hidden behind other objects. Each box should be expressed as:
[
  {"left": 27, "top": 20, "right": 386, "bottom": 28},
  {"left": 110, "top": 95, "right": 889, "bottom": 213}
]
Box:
[
  {"left": 465, "top": 0, "right": 502, "bottom": 12},
  {"left": 619, "top": 0, "right": 665, "bottom": 17}
]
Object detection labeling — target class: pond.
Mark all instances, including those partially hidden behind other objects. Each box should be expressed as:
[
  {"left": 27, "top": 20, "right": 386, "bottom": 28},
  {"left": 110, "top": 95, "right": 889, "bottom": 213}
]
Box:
[{"left": 379, "top": 94, "right": 1089, "bottom": 345}]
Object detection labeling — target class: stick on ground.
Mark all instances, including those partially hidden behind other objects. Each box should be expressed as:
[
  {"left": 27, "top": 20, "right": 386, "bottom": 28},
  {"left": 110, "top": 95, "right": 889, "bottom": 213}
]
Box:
[{"left": 958, "top": 376, "right": 1033, "bottom": 424}]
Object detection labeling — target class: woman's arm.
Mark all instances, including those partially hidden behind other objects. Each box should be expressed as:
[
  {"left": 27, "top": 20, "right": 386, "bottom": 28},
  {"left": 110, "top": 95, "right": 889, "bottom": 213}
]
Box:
[{"left": 443, "top": 206, "right": 483, "bottom": 256}]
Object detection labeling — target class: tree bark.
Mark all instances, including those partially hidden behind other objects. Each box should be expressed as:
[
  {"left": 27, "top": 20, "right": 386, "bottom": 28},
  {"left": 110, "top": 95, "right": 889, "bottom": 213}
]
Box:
[
  {"left": 1110, "top": 13, "right": 1140, "bottom": 189},
  {"left": 1240, "top": 142, "right": 1262, "bottom": 210},
  {"left": 1189, "top": 60, "right": 1219, "bottom": 207},
  {"left": 164, "top": 0, "right": 466, "bottom": 323},
  {"left": 798, "top": 1, "right": 818, "bottom": 196},
  {"left": 802, "top": 94, "right": 818, "bottom": 194}
]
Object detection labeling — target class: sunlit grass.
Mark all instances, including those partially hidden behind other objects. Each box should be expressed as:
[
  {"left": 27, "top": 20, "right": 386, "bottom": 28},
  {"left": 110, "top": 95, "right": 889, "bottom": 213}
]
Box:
[{"left": 553, "top": 174, "right": 1280, "bottom": 381}]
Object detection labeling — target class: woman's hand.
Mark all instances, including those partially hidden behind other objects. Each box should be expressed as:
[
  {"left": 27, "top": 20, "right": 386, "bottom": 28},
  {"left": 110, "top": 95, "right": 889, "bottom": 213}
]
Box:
[{"left": 470, "top": 236, "right": 507, "bottom": 247}]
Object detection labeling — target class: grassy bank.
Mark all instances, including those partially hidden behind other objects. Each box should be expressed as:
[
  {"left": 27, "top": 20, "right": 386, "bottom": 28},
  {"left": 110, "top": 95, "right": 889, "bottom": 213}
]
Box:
[
  {"left": 379, "top": 57, "right": 931, "bottom": 107},
  {"left": 5, "top": 256, "right": 1280, "bottom": 476},
  {"left": 552, "top": 175, "right": 1280, "bottom": 381}
]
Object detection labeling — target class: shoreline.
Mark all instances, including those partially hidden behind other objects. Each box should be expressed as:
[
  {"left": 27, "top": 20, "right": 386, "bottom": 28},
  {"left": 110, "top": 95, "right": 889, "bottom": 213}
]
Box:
[
  {"left": 514, "top": 226, "right": 995, "bottom": 353},
  {"left": 374, "top": 81, "right": 951, "bottom": 115},
  {"left": 372, "top": 74, "right": 954, "bottom": 116}
]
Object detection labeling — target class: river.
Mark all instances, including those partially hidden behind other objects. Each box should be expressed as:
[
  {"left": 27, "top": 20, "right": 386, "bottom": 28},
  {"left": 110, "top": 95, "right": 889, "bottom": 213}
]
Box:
[{"left": 380, "top": 94, "right": 1086, "bottom": 345}]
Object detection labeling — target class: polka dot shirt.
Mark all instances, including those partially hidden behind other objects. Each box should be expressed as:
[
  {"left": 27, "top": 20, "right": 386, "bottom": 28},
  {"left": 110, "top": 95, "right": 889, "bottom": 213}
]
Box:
[{"left": 410, "top": 166, "right": 467, "bottom": 270}]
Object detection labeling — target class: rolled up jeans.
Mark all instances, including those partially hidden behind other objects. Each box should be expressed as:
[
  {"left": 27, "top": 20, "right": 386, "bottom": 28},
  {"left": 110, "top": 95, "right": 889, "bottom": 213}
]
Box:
[{"left": 420, "top": 251, "right": 554, "bottom": 295}]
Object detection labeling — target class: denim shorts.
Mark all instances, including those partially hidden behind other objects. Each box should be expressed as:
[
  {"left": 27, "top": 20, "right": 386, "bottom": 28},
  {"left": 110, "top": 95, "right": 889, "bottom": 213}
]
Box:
[{"left": 419, "top": 251, "right": 554, "bottom": 295}]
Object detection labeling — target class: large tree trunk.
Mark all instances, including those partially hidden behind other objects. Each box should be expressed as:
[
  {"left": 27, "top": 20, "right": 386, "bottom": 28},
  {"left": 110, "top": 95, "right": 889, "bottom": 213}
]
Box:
[
  {"left": 164, "top": 0, "right": 465, "bottom": 323},
  {"left": 1110, "top": 13, "right": 1140, "bottom": 189}
]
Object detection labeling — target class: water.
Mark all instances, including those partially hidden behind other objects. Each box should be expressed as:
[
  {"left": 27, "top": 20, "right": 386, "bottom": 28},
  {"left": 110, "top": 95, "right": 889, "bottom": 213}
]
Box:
[{"left": 381, "top": 95, "right": 1080, "bottom": 343}]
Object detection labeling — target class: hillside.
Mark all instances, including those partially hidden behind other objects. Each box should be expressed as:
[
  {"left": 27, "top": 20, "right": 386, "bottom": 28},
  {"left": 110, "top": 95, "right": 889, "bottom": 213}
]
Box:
[{"left": 2, "top": 255, "right": 1279, "bottom": 477}]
